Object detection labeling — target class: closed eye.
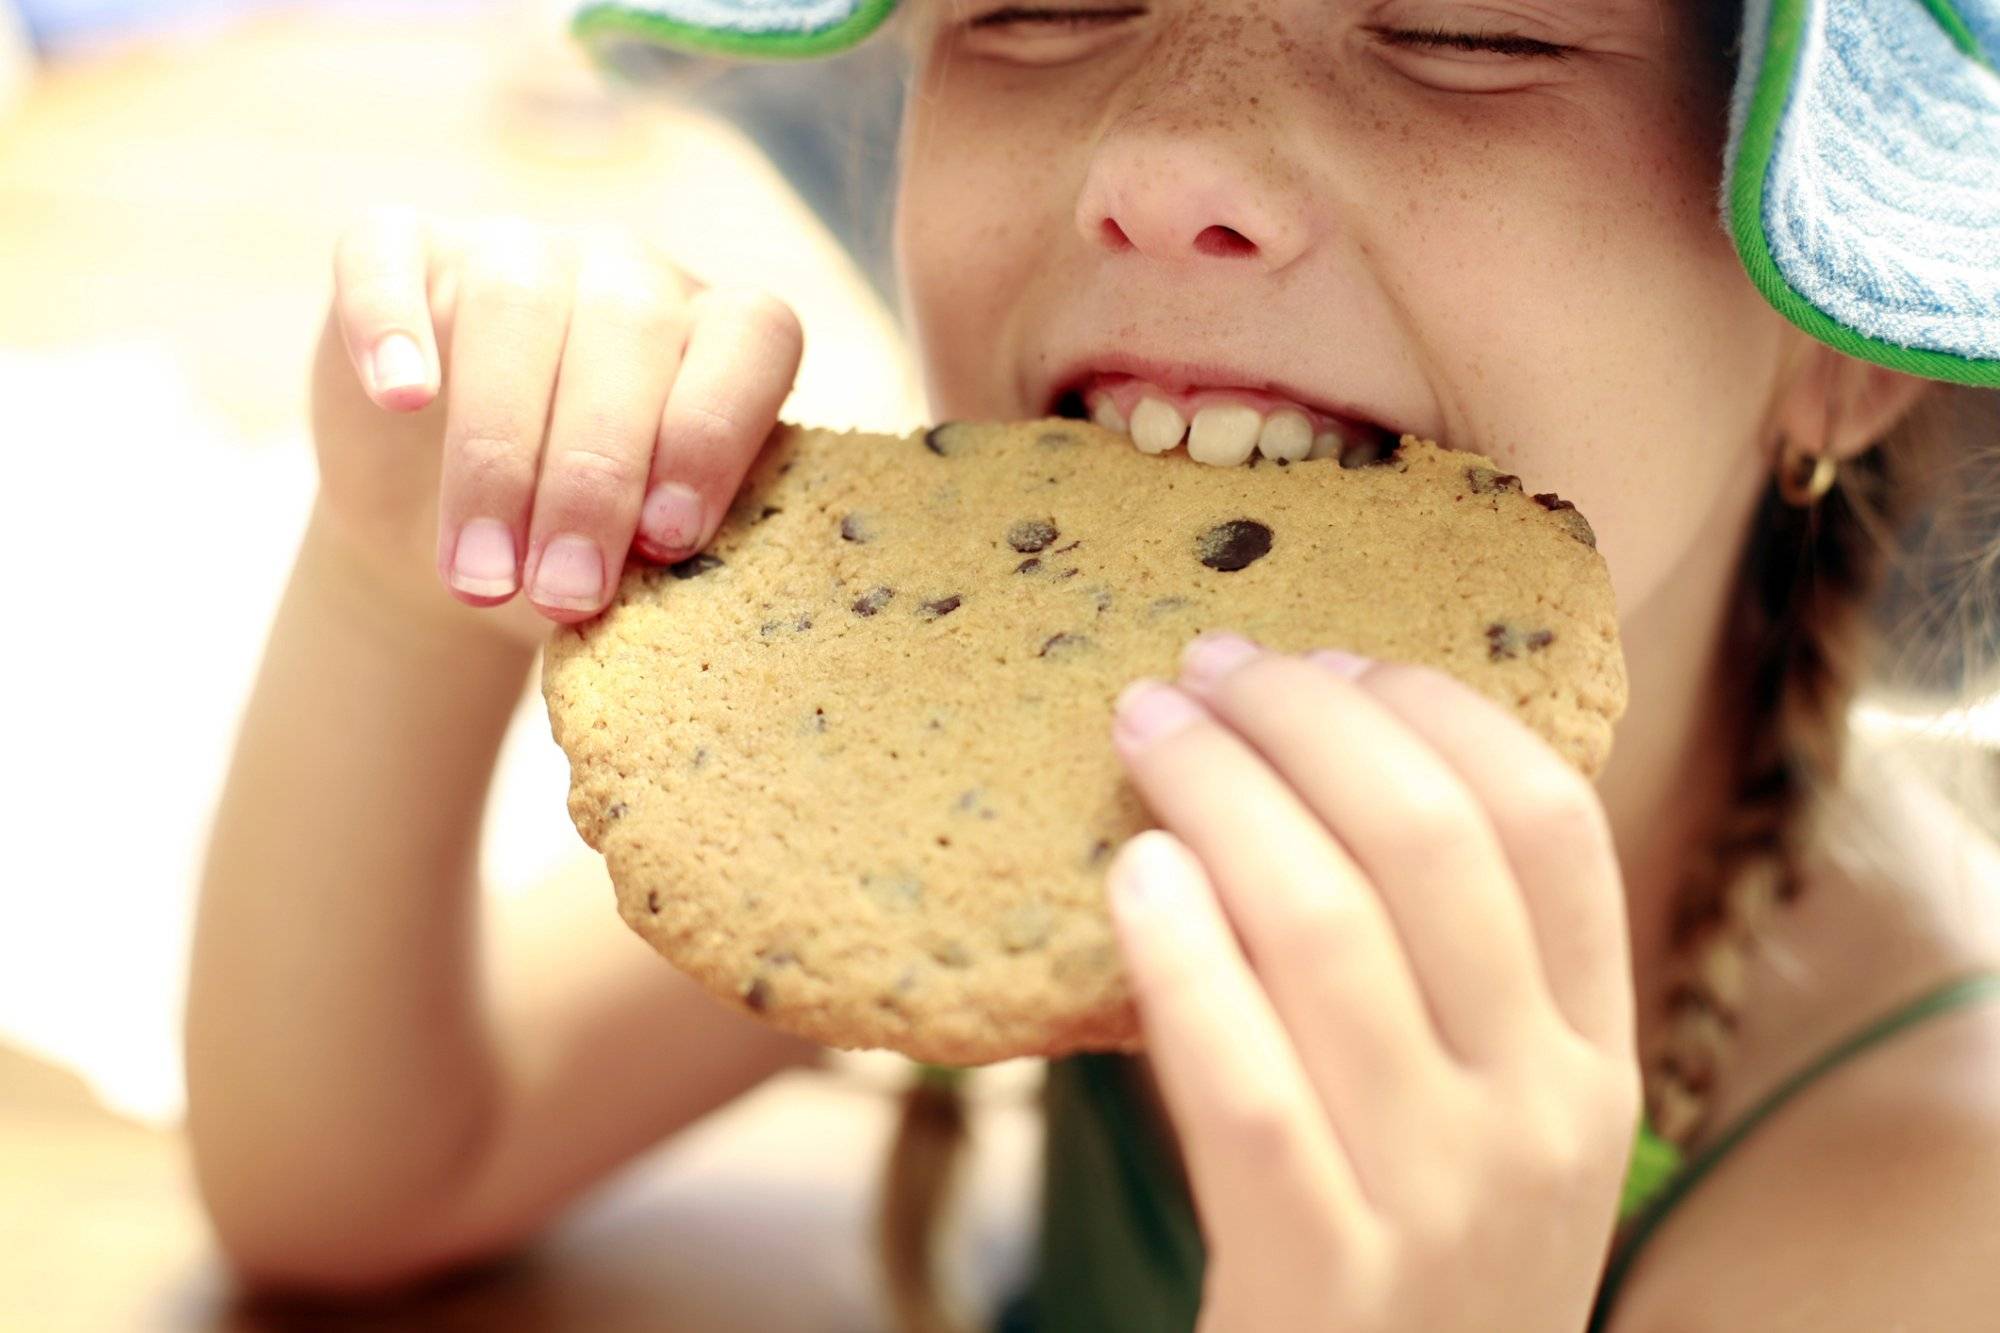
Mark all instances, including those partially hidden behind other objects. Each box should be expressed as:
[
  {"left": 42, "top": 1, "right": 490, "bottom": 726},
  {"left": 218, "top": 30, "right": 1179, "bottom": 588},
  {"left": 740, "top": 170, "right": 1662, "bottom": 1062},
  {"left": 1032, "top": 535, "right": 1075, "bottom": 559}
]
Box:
[
  {"left": 968, "top": 4, "right": 1145, "bottom": 28},
  {"left": 1368, "top": 25, "right": 1575, "bottom": 60}
]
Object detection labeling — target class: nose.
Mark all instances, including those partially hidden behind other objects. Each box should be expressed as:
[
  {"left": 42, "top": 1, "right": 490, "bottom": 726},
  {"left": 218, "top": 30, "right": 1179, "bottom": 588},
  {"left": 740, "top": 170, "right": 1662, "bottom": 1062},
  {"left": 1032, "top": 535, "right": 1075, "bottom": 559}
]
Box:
[{"left": 1074, "top": 40, "right": 1313, "bottom": 271}]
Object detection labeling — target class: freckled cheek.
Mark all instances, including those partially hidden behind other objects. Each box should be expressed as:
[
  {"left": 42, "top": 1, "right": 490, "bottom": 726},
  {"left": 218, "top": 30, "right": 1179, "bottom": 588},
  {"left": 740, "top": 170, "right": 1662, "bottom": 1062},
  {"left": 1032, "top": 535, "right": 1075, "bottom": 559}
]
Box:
[
  {"left": 1351, "top": 114, "right": 1770, "bottom": 612},
  {"left": 897, "top": 92, "right": 1079, "bottom": 414},
  {"left": 1369, "top": 105, "right": 1760, "bottom": 392}
]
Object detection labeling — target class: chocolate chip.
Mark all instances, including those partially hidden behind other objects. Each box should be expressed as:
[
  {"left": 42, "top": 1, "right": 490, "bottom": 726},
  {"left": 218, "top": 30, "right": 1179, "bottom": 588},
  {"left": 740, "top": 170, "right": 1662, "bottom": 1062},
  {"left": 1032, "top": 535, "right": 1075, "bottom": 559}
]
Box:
[
  {"left": 852, "top": 586, "right": 894, "bottom": 617},
  {"left": 758, "top": 504, "right": 783, "bottom": 522},
  {"left": 1087, "top": 837, "right": 1112, "bottom": 865},
  {"left": 1466, "top": 467, "right": 1524, "bottom": 495},
  {"left": 949, "top": 787, "right": 997, "bottom": 820},
  {"left": 744, "top": 977, "right": 771, "bottom": 1012},
  {"left": 1058, "top": 567, "right": 1079, "bottom": 579},
  {"left": 667, "top": 552, "right": 725, "bottom": 579},
  {"left": 607, "top": 802, "right": 629, "bottom": 821},
  {"left": 924, "top": 422, "right": 973, "bottom": 457},
  {"left": 839, "top": 513, "right": 874, "bottom": 543},
  {"left": 1533, "top": 493, "right": 1598, "bottom": 548},
  {"left": 1050, "top": 539, "right": 1083, "bottom": 555},
  {"left": 646, "top": 889, "right": 661, "bottom": 913},
  {"left": 1007, "top": 518, "right": 1059, "bottom": 553},
  {"left": 1050, "top": 941, "right": 1117, "bottom": 981},
  {"left": 811, "top": 706, "right": 827, "bottom": 733},
  {"left": 919, "top": 594, "right": 962, "bottom": 620},
  {"left": 1089, "top": 586, "right": 1114, "bottom": 613},
  {"left": 999, "top": 903, "right": 1053, "bottom": 953},
  {"left": 1014, "top": 557, "right": 1042, "bottom": 575},
  {"left": 756, "top": 611, "right": 812, "bottom": 637},
  {"left": 1487, "top": 623, "right": 1557, "bottom": 660},
  {"left": 1196, "top": 518, "right": 1273, "bottom": 572},
  {"left": 861, "top": 871, "right": 923, "bottom": 911},
  {"left": 1038, "top": 631, "right": 1092, "bottom": 658}
]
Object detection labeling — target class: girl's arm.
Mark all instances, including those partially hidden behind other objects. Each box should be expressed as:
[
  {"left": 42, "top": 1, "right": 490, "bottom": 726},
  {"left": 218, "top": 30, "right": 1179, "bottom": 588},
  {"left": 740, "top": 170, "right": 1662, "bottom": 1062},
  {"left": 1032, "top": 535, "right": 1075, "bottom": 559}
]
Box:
[
  {"left": 190, "top": 206, "right": 815, "bottom": 1293},
  {"left": 185, "top": 511, "right": 819, "bottom": 1294}
]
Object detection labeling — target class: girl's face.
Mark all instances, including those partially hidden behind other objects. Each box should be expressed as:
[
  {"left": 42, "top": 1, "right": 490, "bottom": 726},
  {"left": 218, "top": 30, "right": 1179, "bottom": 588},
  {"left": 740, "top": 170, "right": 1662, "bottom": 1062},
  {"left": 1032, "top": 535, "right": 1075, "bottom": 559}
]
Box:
[{"left": 893, "top": 0, "right": 1794, "bottom": 619}]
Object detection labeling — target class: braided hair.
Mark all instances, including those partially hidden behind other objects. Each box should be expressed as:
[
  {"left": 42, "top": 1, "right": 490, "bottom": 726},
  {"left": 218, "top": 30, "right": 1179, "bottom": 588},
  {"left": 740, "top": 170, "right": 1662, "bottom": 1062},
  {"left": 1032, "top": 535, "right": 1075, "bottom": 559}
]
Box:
[{"left": 1652, "top": 383, "right": 1986, "bottom": 1143}]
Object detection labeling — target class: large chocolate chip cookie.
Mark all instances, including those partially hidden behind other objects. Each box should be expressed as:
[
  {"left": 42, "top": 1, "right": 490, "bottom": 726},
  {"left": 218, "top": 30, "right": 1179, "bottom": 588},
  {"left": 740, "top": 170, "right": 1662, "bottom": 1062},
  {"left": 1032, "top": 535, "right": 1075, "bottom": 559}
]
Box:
[{"left": 542, "top": 420, "right": 1625, "bottom": 1064}]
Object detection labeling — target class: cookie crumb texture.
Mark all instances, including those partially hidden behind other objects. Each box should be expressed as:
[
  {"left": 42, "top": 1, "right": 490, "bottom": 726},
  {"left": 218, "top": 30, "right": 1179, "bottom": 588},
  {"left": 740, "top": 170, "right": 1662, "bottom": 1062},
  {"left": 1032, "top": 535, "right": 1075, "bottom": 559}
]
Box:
[{"left": 543, "top": 421, "right": 1626, "bottom": 1064}]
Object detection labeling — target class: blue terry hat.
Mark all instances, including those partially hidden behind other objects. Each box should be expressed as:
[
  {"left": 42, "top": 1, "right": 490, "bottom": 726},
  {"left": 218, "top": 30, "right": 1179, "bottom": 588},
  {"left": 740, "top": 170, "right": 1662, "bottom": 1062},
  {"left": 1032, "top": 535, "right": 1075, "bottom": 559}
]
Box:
[{"left": 570, "top": 0, "right": 2000, "bottom": 389}]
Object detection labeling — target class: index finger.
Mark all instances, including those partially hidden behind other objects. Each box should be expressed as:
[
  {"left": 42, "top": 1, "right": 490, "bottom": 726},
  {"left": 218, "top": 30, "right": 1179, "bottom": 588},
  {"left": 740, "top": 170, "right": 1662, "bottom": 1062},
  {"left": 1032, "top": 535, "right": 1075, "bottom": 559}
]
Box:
[
  {"left": 331, "top": 206, "right": 442, "bottom": 411},
  {"left": 1107, "top": 831, "right": 1377, "bottom": 1291}
]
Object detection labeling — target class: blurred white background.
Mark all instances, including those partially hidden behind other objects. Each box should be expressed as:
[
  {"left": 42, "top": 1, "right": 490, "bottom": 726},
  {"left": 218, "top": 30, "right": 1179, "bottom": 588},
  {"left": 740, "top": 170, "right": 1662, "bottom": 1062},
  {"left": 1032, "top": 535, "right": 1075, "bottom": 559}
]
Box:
[
  {"left": 0, "top": 5, "right": 1046, "bottom": 1327},
  {"left": 0, "top": 0, "right": 928, "bottom": 1128}
]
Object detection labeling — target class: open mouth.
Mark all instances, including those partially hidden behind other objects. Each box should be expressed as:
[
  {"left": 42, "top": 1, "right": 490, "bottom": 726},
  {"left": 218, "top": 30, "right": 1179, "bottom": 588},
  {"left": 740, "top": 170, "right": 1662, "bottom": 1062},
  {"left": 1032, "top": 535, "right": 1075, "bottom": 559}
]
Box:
[{"left": 1047, "top": 371, "right": 1401, "bottom": 468}]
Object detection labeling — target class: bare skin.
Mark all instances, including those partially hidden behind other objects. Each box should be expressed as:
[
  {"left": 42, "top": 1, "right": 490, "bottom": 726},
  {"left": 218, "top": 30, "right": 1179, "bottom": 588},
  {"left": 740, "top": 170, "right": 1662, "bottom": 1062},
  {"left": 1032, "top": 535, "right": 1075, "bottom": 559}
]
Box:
[
  {"left": 188, "top": 0, "right": 2000, "bottom": 1321},
  {"left": 187, "top": 219, "right": 827, "bottom": 1288}
]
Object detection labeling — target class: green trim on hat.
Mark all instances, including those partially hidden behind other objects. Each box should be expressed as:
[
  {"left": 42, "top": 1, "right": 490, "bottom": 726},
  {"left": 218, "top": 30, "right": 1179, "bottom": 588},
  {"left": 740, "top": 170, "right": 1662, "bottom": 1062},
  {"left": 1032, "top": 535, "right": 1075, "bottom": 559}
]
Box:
[
  {"left": 1731, "top": 0, "right": 2000, "bottom": 387},
  {"left": 572, "top": 0, "right": 897, "bottom": 61},
  {"left": 1917, "top": 0, "right": 1996, "bottom": 67}
]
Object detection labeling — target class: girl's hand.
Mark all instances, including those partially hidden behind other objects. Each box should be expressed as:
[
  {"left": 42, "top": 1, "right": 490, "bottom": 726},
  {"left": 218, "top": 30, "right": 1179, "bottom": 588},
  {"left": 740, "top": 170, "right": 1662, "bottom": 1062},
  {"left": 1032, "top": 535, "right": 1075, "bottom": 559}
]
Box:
[
  {"left": 1107, "top": 632, "right": 1640, "bottom": 1333},
  {"left": 310, "top": 208, "right": 803, "bottom": 651}
]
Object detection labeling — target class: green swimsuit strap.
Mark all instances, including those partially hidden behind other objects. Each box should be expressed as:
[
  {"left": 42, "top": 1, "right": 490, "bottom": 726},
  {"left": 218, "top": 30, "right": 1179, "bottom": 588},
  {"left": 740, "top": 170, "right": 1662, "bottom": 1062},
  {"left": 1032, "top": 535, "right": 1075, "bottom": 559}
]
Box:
[{"left": 1587, "top": 966, "right": 2000, "bottom": 1332}]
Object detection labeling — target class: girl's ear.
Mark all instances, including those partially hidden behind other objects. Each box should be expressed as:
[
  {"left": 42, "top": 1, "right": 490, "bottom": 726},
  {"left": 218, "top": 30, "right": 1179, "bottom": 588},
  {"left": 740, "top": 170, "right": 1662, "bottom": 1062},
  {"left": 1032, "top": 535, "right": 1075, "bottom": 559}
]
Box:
[{"left": 1771, "top": 340, "right": 1937, "bottom": 463}]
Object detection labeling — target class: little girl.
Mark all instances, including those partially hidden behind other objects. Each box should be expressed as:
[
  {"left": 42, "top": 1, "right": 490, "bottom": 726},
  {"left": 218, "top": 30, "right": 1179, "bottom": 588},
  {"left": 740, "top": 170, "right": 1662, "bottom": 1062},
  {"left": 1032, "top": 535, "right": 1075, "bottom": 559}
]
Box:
[{"left": 188, "top": 0, "right": 2000, "bottom": 1328}]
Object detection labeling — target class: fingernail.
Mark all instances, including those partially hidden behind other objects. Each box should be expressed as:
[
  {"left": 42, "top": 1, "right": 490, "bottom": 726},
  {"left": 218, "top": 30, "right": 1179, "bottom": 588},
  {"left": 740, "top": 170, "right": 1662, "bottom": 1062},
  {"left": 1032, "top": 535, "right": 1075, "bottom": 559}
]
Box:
[
  {"left": 638, "top": 482, "right": 704, "bottom": 555},
  {"left": 532, "top": 533, "right": 604, "bottom": 610},
  {"left": 450, "top": 518, "right": 517, "bottom": 598},
  {"left": 1113, "top": 832, "right": 1194, "bottom": 915},
  {"left": 1113, "top": 679, "right": 1205, "bottom": 748},
  {"left": 1178, "top": 630, "right": 1261, "bottom": 691},
  {"left": 372, "top": 333, "right": 425, "bottom": 396},
  {"left": 1307, "top": 648, "right": 1372, "bottom": 680}
]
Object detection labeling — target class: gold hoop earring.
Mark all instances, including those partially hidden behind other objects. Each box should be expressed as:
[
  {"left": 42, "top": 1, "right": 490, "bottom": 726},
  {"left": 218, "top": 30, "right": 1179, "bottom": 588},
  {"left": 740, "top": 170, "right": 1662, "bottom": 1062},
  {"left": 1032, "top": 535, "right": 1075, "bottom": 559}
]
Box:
[{"left": 1777, "top": 435, "right": 1837, "bottom": 506}]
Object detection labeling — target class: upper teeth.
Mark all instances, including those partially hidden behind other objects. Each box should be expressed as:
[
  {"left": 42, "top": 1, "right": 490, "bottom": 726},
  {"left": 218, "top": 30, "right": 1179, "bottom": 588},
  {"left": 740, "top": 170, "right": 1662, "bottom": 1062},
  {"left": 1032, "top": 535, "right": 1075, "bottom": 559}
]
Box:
[
  {"left": 1258, "top": 409, "right": 1314, "bottom": 462},
  {"left": 1187, "top": 404, "right": 1262, "bottom": 466},
  {"left": 1092, "top": 396, "right": 1128, "bottom": 435},
  {"left": 1129, "top": 397, "right": 1186, "bottom": 455},
  {"left": 1090, "top": 387, "right": 1375, "bottom": 468}
]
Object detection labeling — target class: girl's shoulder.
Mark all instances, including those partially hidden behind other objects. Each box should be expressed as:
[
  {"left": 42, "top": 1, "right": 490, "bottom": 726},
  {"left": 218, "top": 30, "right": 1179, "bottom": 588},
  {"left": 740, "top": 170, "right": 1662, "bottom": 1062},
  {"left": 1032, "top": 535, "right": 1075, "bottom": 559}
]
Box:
[
  {"left": 1606, "top": 773, "right": 2000, "bottom": 1330},
  {"left": 1602, "top": 972, "right": 2000, "bottom": 1331}
]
